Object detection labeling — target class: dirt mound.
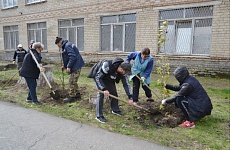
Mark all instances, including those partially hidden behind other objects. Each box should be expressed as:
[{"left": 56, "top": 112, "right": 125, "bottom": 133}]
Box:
[
  {"left": 134, "top": 101, "right": 185, "bottom": 128},
  {"left": 40, "top": 86, "right": 185, "bottom": 128}
]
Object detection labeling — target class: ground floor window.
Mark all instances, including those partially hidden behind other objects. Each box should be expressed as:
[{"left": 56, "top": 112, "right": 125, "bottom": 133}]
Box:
[
  {"left": 158, "top": 6, "right": 213, "bottom": 56},
  {"left": 2, "top": 0, "right": 17, "bottom": 9},
  {"left": 58, "top": 18, "right": 84, "bottom": 51},
  {"left": 27, "top": 22, "right": 47, "bottom": 50},
  {"left": 3, "top": 25, "right": 19, "bottom": 50},
  {"left": 100, "top": 13, "right": 136, "bottom": 52}
]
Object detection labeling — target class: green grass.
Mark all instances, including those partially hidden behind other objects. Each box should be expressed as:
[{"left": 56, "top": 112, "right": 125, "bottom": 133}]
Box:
[{"left": 0, "top": 66, "right": 229, "bottom": 150}]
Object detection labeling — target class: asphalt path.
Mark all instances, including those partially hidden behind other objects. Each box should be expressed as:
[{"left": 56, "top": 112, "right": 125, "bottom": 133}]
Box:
[{"left": 0, "top": 100, "right": 175, "bottom": 150}]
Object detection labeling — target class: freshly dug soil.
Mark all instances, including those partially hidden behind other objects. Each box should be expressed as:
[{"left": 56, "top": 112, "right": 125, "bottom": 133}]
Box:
[{"left": 40, "top": 85, "right": 185, "bottom": 128}]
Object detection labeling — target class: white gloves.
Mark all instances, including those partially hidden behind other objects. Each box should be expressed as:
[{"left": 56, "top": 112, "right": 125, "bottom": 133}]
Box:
[
  {"left": 161, "top": 99, "right": 167, "bottom": 105},
  {"left": 13, "top": 61, "right": 15, "bottom": 64},
  {"left": 141, "top": 77, "right": 145, "bottom": 82}
]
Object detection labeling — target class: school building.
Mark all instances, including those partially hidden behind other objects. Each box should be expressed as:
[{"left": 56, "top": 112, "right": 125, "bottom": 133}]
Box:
[{"left": 0, "top": 0, "right": 229, "bottom": 77}]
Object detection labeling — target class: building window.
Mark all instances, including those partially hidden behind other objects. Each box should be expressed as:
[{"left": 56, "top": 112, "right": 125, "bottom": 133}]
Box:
[
  {"left": 58, "top": 18, "right": 84, "bottom": 51},
  {"left": 3, "top": 25, "right": 19, "bottom": 50},
  {"left": 158, "top": 6, "right": 213, "bottom": 56},
  {"left": 26, "top": 0, "right": 45, "bottom": 4},
  {"left": 2, "top": 0, "right": 17, "bottom": 9},
  {"left": 27, "top": 22, "right": 47, "bottom": 50},
  {"left": 100, "top": 13, "right": 136, "bottom": 52}
]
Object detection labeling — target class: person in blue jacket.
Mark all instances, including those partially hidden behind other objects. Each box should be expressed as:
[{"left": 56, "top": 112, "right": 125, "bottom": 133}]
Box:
[
  {"left": 126, "top": 47, "right": 154, "bottom": 105},
  {"left": 55, "top": 37, "right": 85, "bottom": 103},
  {"left": 161, "top": 66, "right": 213, "bottom": 128}
]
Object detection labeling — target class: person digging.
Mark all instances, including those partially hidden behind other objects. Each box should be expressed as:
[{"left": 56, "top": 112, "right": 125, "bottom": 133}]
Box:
[
  {"left": 88, "top": 58, "right": 133, "bottom": 123},
  {"left": 55, "top": 37, "right": 85, "bottom": 103},
  {"left": 161, "top": 66, "right": 213, "bottom": 128}
]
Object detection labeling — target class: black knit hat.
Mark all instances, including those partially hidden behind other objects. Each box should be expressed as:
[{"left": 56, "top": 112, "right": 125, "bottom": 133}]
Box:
[
  {"left": 120, "top": 62, "right": 132, "bottom": 75},
  {"left": 55, "top": 37, "right": 62, "bottom": 44}
]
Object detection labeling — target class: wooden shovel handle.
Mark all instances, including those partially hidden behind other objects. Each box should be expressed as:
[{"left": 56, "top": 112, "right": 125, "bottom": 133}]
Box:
[
  {"left": 97, "top": 89, "right": 151, "bottom": 113},
  {"left": 135, "top": 74, "right": 161, "bottom": 100},
  {"left": 29, "top": 50, "right": 53, "bottom": 90}
]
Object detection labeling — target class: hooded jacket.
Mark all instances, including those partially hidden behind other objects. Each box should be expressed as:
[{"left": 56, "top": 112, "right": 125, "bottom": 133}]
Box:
[
  {"left": 165, "top": 66, "right": 213, "bottom": 122},
  {"left": 91, "top": 58, "right": 132, "bottom": 99},
  {"left": 61, "top": 40, "right": 84, "bottom": 74}
]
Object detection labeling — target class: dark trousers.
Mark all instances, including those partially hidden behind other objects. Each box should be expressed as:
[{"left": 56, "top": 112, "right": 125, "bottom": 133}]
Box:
[
  {"left": 25, "top": 77, "right": 38, "bottom": 102},
  {"left": 95, "top": 79, "right": 120, "bottom": 117},
  {"left": 176, "top": 96, "right": 190, "bottom": 121},
  {"left": 132, "top": 76, "right": 152, "bottom": 102}
]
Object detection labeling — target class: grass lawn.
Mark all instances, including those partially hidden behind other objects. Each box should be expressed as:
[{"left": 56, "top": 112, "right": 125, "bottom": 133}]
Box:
[{"left": 0, "top": 65, "right": 229, "bottom": 150}]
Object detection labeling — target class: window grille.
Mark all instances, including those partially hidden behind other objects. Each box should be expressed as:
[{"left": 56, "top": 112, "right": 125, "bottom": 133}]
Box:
[
  {"left": 2, "top": 0, "right": 17, "bottom": 9},
  {"left": 3, "top": 25, "right": 19, "bottom": 50},
  {"left": 58, "top": 18, "right": 84, "bottom": 51},
  {"left": 100, "top": 13, "right": 136, "bottom": 52},
  {"left": 27, "top": 22, "right": 47, "bottom": 50},
  {"left": 158, "top": 6, "right": 213, "bottom": 56}
]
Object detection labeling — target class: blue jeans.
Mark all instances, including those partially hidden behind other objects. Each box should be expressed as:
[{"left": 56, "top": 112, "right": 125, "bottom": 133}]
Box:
[{"left": 25, "top": 77, "right": 38, "bottom": 102}]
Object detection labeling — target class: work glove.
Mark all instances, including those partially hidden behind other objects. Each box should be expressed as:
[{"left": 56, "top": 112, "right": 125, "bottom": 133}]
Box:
[
  {"left": 141, "top": 77, "right": 145, "bottom": 82},
  {"left": 40, "top": 67, "right": 45, "bottom": 72},
  {"left": 161, "top": 99, "right": 167, "bottom": 105}
]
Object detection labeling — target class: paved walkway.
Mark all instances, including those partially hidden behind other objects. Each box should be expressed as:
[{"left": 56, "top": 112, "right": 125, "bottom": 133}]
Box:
[{"left": 0, "top": 100, "right": 175, "bottom": 150}]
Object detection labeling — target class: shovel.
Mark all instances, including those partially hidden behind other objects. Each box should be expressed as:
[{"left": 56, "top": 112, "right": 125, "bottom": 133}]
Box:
[
  {"left": 1, "top": 68, "right": 21, "bottom": 90},
  {"left": 29, "top": 50, "right": 60, "bottom": 100},
  {"left": 97, "top": 89, "right": 152, "bottom": 113},
  {"left": 135, "top": 75, "right": 161, "bottom": 101}
]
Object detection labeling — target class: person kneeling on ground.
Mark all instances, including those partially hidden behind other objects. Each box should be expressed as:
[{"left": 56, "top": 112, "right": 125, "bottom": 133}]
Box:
[
  {"left": 88, "top": 58, "right": 133, "bottom": 123},
  {"left": 161, "top": 66, "right": 213, "bottom": 128},
  {"left": 19, "top": 42, "right": 44, "bottom": 105}
]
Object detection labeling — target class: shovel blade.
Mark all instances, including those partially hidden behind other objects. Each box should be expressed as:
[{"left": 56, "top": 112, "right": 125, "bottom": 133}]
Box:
[{"left": 50, "top": 90, "right": 61, "bottom": 100}]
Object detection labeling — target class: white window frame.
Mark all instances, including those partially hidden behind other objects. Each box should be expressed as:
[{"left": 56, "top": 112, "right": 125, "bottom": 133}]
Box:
[
  {"left": 158, "top": 6, "right": 213, "bottom": 56},
  {"left": 2, "top": 0, "right": 17, "bottom": 9},
  {"left": 100, "top": 13, "right": 136, "bottom": 52},
  {"left": 26, "top": 0, "right": 45, "bottom": 4},
  {"left": 58, "top": 18, "right": 85, "bottom": 51}
]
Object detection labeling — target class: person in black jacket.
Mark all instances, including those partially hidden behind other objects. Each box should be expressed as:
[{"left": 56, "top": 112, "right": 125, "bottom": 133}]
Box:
[
  {"left": 88, "top": 58, "right": 133, "bottom": 123},
  {"left": 13, "top": 44, "right": 27, "bottom": 70},
  {"left": 161, "top": 66, "right": 213, "bottom": 128},
  {"left": 20, "top": 42, "right": 44, "bottom": 105}
]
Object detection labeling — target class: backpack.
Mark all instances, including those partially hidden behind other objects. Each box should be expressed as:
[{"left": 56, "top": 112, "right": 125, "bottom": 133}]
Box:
[{"left": 87, "top": 60, "right": 106, "bottom": 78}]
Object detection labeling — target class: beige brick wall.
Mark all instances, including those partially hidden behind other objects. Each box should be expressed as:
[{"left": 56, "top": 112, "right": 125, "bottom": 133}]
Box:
[
  {"left": 0, "top": 0, "right": 229, "bottom": 59},
  {"left": 210, "top": 0, "right": 230, "bottom": 58}
]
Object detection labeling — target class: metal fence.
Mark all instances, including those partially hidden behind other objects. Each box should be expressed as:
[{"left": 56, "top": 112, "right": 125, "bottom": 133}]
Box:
[{"left": 159, "top": 6, "right": 213, "bottom": 56}]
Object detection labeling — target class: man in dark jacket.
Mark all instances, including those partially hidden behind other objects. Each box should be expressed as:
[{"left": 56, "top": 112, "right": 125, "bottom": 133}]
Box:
[
  {"left": 88, "top": 58, "right": 133, "bottom": 123},
  {"left": 13, "top": 44, "right": 27, "bottom": 70},
  {"left": 161, "top": 66, "right": 213, "bottom": 128},
  {"left": 55, "top": 37, "right": 85, "bottom": 103},
  {"left": 20, "top": 42, "right": 44, "bottom": 105}
]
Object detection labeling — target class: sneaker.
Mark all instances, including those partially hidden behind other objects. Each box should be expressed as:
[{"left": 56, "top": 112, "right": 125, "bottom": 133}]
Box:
[
  {"left": 26, "top": 99, "right": 32, "bottom": 103},
  {"left": 32, "top": 101, "right": 42, "bottom": 105},
  {"left": 112, "top": 111, "right": 123, "bottom": 116},
  {"left": 179, "top": 120, "right": 195, "bottom": 128},
  {"left": 146, "top": 97, "right": 154, "bottom": 102},
  {"left": 63, "top": 97, "right": 76, "bottom": 103},
  {"left": 95, "top": 116, "right": 107, "bottom": 123}
]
